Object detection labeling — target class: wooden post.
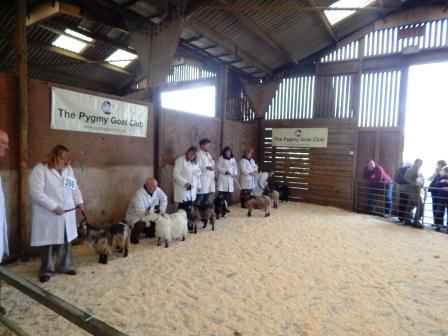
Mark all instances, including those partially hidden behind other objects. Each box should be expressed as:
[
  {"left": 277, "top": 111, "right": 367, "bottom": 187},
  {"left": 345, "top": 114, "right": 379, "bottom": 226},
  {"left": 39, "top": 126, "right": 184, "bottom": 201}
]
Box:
[
  {"left": 153, "top": 87, "right": 162, "bottom": 181},
  {"left": 15, "top": 0, "right": 29, "bottom": 258},
  {"left": 397, "top": 66, "right": 409, "bottom": 167},
  {"left": 218, "top": 65, "right": 228, "bottom": 151}
]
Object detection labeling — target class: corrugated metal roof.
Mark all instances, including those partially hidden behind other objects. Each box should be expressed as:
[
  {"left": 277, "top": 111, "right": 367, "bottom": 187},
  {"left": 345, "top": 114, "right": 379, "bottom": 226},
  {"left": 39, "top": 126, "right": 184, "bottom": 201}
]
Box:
[{"left": 0, "top": 0, "right": 423, "bottom": 93}]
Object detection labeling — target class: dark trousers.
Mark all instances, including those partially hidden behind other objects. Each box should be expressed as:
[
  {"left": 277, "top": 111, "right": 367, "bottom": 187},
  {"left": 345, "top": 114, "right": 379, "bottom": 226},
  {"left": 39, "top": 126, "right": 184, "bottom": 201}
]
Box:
[
  {"left": 195, "top": 193, "right": 210, "bottom": 206},
  {"left": 367, "top": 183, "right": 393, "bottom": 215},
  {"left": 398, "top": 192, "right": 409, "bottom": 221},
  {"left": 240, "top": 189, "right": 252, "bottom": 208},
  {"left": 434, "top": 197, "right": 448, "bottom": 226},
  {"left": 404, "top": 189, "right": 423, "bottom": 223},
  {"left": 39, "top": 235, "right": 75, "bottom": 278}
]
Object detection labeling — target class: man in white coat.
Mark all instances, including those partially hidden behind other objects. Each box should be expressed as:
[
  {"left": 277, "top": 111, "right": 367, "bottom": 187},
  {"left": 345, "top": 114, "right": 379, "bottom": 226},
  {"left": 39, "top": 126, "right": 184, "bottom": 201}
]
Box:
[
  {"left": 239, "top": 148, "right": 258, "bottom": 207},
  {"left": 173, "top": 146, "right": 202, "bottom": 206},
  {"left": 0, "top": 129, "right": 9, "bottom": 314},
  {"left": 195, "top": 138, "right": 215, "bottom": 206},
  {"left": 125, "top": 177, "right": 168, "bottom": 227},
  {"left": 252, "top": 171, "right": 274, "bottom": 197},
  {"left": 29, "top": 145, "right": 84, "bottom": 283}
]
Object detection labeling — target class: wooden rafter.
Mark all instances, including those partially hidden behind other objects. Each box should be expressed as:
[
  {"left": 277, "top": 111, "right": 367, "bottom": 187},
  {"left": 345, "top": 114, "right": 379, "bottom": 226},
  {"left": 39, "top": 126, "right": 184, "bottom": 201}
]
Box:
[
  {"left": 187, "top": 17, "right": 273, "bottom": 76},
  {"left": 232, "top": 11, "right": 296, "bottom": 64},
  {"left": 29, "top": 41, "right": 134, "bottom": 76},
  {"left": 307, "top": 0, "right": 337, "bottom": 43},
  {"left": 26, "top": 1, "right": 81, "bottom": 27}
]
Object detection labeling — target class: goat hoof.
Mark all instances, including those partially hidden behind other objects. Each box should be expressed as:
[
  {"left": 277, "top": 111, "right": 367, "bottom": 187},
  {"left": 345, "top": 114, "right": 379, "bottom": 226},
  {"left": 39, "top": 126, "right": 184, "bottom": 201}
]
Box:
[
  {"left": 165, "top": 240, "right": 169, "bottom": 248},
  {"left": 182, "top": 235, "right": 185, "bottom": 241},
  {"left": 123, "top": 250, "right": 128, "bottom": 257}
]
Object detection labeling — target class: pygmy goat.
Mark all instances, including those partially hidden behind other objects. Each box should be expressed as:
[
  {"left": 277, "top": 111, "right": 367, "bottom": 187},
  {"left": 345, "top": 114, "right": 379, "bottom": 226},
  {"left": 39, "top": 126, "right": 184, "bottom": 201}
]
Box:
[
  {"left": 196, "top": 203, "right": 217, "bottom": 230},
  {"left": 263, "top": 187, "right": 280, "bottom": 209},
  {"left": 214, "top": 194, "right": 230, "bottom": 219},
  {"left": 142, "top": 210, "right": 188, "bottom": 248},
  {"left": 77, "top": 218, "right": 130, "bottom": 264},
  {"left": 244, "top": 195, "right": 272, "bottom": 217}
]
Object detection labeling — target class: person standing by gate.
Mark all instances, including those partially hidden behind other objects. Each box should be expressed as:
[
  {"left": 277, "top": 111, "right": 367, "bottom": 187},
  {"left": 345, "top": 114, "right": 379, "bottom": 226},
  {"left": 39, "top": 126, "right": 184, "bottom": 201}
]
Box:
[
  {"left": 363, "top": 159, "right": 393, "bottom": 217},
  {"left": 394, "top": 162, "right": 412, "bottom": 222},
  {"left": 403, "top": 158, "right": 424, "bottom": 228}
]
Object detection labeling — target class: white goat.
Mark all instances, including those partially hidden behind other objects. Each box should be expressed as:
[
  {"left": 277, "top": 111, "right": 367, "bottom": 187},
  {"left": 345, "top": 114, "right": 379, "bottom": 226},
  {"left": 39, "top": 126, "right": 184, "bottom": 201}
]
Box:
[{"left": 142, "top": 210, "right": 188, "bottom": 248}]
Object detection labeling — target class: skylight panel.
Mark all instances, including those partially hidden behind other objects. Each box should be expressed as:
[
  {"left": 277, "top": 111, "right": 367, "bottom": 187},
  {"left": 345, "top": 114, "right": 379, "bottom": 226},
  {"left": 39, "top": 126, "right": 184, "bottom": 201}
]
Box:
[
  {"left": 105, "top": 49, "right": 138, "bottom": 68},
  {"left": 324, "top": 0, "right": 375, "bottom": 26},
  {"left": 51, "top": 28, "right": 93, "bottom": 53}
]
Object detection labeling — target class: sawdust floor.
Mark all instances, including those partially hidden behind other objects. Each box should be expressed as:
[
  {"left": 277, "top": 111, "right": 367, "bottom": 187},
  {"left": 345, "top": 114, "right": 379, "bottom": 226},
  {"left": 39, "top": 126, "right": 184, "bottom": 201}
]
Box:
[{"left": 0, "top": 203, "right": 447, "bottom": 336}]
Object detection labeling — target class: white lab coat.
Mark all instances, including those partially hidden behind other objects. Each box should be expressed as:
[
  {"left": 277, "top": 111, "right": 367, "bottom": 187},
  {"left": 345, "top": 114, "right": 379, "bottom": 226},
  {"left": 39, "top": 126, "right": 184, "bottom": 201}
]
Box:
[
  {"left": 29, "top": 163, "right": 83, "bottom": 246},
  {"left": 217, "top": 156, "right": 238, "bottom": 192},
  {"left": 196, "top": 149, "right": 215, "bottom": 194},
  {"left": 173, "top": 155, "right": 202, "bottom": 203},
  {"left": 0, "top": 176, "right": 9, "bottom": 262},
  {"left": 239, "top": 158, "right": 258, "bottom": 190},
  {"left": 125, "top": 186, "right": 168, "bottom": 225},
  {"left": 252, "top": 172, "right": 269, "bottom": 197}
]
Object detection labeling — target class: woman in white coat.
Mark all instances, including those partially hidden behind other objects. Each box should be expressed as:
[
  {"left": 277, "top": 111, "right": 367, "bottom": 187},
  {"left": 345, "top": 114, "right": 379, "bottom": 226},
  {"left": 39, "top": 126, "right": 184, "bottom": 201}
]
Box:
[
  {"left": 217, "top": 146, "right": 238, "bottom": 201},
  {"left": 29, "top": 145, "right": 85, "bottom": 283},
  {"left": 173, "top": 146, "right": 202, "bottom": 206},
  {"left": 239, "top": 148, "right": 258, "bottom": 207}
]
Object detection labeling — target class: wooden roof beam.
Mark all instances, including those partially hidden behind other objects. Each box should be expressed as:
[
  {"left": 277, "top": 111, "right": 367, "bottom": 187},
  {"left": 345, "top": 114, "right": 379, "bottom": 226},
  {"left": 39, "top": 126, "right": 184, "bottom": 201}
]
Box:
[
  {"left": 29, "top": 41, "right": 134, "bottom": 76},
  {"left": 26, "top": 1, "right": 81, "bottom": 27},
  {"left": 232, "top": 11, "right": 296, "bottom": 65},
  {"left": 187, "top": 17, "right": 273, "bottom": 76},
  {"left": 307, "top": 0, "right": 337, "bottom": 43}
]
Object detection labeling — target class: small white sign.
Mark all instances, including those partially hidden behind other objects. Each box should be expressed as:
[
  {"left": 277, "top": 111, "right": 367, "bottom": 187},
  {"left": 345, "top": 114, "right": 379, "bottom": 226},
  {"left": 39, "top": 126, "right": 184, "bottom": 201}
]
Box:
[
  {"left": 272, "top": 128, "right": 328, "bottom": 148},
  {"left": 51, "top": 87, "right": 148, "bottom": 138}
]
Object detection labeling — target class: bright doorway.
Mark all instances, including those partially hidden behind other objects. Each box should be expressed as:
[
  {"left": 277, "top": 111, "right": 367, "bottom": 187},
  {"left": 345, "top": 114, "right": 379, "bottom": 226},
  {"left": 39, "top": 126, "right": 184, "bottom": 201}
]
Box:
[{"left": 403, "top": 61, "right": 448, "bottom": 179}]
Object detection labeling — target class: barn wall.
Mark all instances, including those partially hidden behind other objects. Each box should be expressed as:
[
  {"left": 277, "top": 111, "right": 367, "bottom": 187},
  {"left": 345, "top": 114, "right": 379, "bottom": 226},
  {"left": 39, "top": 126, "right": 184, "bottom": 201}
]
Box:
[
  {"left": 262, "top": 119, "right": 356, "bottom": 210},
  {"left": 159, "top": 108, "right": 259, "bottom": 206},
  {"left": 0, "top": 73, "right": 155, "bottom": 258}
]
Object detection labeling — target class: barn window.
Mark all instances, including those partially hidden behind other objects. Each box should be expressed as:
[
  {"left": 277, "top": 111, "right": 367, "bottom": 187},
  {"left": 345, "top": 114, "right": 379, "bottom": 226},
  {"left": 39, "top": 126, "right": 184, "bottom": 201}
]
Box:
[
  {"left": 51, "top": 28, "right": 93, "bottom": 53},
  {"left": 358, "top": 70, "right": 401, "bottom": 127},
  {"left": 265, "top": 76, "right": 315, "bottom": 120},
  {"left": 167, "top": 64, "right": 217, "bottom": 83},
  {"left": 161, "top": 85, "right": 216, "bottom": 117},
  {"left": 320, "top": 40, "right": 359, "bottom": 63},
  {"left": 105, "top": 49, "right": 137, "bottom": 68},
  {"left": 324, "top": 0, "right": 375, "bottom": 26}
]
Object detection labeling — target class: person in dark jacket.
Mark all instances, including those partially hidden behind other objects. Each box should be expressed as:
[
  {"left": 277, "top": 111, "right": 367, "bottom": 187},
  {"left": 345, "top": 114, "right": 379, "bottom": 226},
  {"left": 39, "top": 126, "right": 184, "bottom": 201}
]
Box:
[
  {"left": 394, "top": 162, "right": 412, "bottom": 222},
  {"left": 428, "top": 160, "right": 447, "bottom": 228},
  {"left": 363, "top": 159, "right": 393, "bottom": 216},
  {"left": 431, "top": 165, "right": 448, "bottom": 230},
  {"left": 403, "top": 159, "right": 424, "bottom": 228}
]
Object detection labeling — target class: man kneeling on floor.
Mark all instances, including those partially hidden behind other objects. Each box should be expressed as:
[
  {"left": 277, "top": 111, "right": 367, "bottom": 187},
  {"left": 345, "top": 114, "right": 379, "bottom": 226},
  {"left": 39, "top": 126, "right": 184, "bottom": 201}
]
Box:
[{"left": 126, "top": 177, "right": 168, "bottom": 244}]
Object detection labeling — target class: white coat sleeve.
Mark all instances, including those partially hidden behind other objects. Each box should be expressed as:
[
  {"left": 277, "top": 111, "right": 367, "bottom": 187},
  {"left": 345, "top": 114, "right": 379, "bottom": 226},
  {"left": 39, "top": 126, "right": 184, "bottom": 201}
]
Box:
[
  {"left": 158, "top": 189, "right": 168, "bottom": 213},
  {"left": 240, "top": 159, "right": 252, "bottom": 176},
  {"left": 217, "top": 157, "right": 227, "bottom": 175},
  {"left": 197, "top": 152, "right": 207, "bottom": 171},
  {"left": 233, "top": 160, "right": 238, "bottom": 176},
  {"left": 133, "top": 193, "right": 148, "bottom": 216},
  {"left": 29, "top": 166, "right": 59, "bottom": 211},
  {"left": 68, "top": 166, "right": 84, "bottom": 205},
  {"left": 173, "top": 158, "right": 188, "bottom": 186},
  {"left": 196, "top": 164, "right": 202, "bottom": 189}
]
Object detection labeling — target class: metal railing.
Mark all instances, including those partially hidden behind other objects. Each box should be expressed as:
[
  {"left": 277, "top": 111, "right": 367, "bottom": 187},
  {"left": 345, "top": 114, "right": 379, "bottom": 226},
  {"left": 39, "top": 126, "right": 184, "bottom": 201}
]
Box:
[
  {"left": 355, "top": 179, "right": 448, "bottom": 231},
  {"left": 0, "top": 266, "right": 127, "bottom": 335}
]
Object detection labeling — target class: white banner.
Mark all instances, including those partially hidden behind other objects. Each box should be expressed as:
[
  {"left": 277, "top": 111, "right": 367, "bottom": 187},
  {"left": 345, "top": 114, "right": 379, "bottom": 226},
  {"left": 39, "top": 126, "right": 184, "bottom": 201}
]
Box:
[
  {"left": 272, "top": 128, "right": 328, "bottom": 148},
  {"left": 51, "top": 87, "right": 148, "bottom": 138}
]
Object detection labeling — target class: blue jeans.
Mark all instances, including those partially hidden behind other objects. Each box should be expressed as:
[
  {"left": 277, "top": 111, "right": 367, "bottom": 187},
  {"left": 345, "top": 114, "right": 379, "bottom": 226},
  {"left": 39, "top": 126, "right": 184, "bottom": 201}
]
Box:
[
  {"left": 367, "top": 183, "right": 393, "bottom": 215},
  {"left": 195, "top": 193, "right": 210, "bottom": 206}
]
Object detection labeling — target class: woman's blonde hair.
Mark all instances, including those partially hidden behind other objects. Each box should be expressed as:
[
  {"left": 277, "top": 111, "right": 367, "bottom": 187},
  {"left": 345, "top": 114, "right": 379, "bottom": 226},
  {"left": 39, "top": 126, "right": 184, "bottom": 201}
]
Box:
[{"left": 44, "top": 144, "right": 70, "bottom": 169}]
